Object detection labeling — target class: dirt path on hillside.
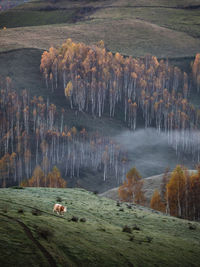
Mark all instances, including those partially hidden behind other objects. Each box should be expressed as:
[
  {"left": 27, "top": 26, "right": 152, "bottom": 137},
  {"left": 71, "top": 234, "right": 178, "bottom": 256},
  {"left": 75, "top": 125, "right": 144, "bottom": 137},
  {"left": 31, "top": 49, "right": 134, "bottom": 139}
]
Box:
[{"left": 0, "top": 212, "right": 57, "bottom": 267}]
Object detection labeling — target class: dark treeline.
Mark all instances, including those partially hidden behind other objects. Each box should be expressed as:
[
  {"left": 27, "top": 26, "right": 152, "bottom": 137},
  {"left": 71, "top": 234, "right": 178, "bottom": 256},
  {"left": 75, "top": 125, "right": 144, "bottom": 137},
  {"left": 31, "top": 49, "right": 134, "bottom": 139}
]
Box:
[{"left": 0, "top": 79, "right": 128, "bottom": 187}]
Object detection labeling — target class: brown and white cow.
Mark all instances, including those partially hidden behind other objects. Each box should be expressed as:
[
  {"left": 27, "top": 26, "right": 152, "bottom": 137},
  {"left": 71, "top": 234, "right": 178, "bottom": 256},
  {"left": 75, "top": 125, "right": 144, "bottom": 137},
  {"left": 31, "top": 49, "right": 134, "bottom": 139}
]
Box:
[{"left": 53, "top": 203, "right": 67, "bottom": 215}]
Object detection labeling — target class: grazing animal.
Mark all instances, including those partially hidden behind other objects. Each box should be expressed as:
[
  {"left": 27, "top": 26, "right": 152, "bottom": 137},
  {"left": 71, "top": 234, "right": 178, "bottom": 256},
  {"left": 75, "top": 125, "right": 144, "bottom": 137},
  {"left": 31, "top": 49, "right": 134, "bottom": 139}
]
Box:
[{"left": 53, "top": 203, "right": 67, "bottom": 215}]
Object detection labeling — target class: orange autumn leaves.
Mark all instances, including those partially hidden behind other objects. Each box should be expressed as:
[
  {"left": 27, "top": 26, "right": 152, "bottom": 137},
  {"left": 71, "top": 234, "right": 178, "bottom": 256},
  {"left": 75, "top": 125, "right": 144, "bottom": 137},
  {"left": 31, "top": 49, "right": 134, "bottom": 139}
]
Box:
[
  {"left": 119, "top": 165, "right": 200, "bottom": 221},
  {"left": 41, "top": 39, "right": 200, "bottom": 133},
  {"left": 21, "top": 166, "right": 67, "bottom": 188},
  {"left": 150, "top": 165, "right": 200, "bottom": 220},
  {"left": 118, "top": 167, "right": 146, "bottom": 205}
]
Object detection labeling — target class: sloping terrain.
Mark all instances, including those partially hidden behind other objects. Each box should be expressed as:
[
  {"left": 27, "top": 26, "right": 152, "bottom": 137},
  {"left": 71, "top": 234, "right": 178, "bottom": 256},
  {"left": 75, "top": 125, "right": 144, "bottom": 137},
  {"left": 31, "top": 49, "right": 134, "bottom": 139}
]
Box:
[
  {"left": 100, "top": 174, "right": 166, "bottom": 203},
  {"left": 100, "top": 170, "right": 197, "bottom": 203},
  {"left": 0, "top": 187, "right": 200, "bottom": 266},
  {"left": 0, "top": 0, "right": 29, "bottom": 12},
  {"left": 0, "top": 0, "right": 199, "bottom": 57}
]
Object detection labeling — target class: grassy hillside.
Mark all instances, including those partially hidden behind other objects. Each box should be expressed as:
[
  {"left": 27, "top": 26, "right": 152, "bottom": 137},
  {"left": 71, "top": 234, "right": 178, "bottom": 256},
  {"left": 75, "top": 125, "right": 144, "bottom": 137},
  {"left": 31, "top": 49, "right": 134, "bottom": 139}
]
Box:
[
  {"left": 0, "top": 187, "right": 200, "bottom": 266},
  {"left": 100, "top": 170, "right": 198, "bottom": 204},
  {"left": 0, "top": 0, "right": 29, "bottom": 12},
  {"left": 0, "top": 0, "right": 200, "bottom": 57}
]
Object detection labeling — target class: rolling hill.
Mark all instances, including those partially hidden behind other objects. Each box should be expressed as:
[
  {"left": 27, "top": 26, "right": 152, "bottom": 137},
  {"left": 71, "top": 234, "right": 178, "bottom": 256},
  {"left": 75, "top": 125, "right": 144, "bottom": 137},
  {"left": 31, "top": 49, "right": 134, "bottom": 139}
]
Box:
[
  {"left": 0, "top": 187, "right": 200, "bottom": 266},
  {"left": 0, "top": 0, "right": 200, "bottom": 57},
  {"left": 100, "top": 170, "right": 197, "bottom": 203}
]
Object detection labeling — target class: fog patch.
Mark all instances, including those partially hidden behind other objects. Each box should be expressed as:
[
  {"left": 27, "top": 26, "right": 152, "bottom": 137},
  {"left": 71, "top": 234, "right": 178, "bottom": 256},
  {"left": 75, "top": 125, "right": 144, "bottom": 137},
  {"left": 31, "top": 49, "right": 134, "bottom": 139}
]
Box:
[{"left": 114, "top": 128, "right": 198, "bottom": 178}]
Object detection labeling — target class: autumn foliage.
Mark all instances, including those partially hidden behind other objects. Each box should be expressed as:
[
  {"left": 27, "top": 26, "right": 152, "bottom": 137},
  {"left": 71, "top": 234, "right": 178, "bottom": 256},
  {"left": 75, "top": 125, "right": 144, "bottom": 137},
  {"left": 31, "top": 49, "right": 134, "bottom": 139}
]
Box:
[
  {"left": 0, "top": 79, "right": 128, "bottom": 187},
  {"left": 118, "top": 167, "right": 146, "bottom": 205},
  {"left": 21, "top": 166, "right": 67, "bottom": 188},
  {"left": 150, "top": 165, "right": 200, "bottom": 221},
  {"left": 192, "top": 53, "right": 200, "bottom": 92},
  {"left": 150, "top": 190, "right": 165, "bottom": 212},
  {"left": 41, "top": 39, "right": 200, "bottom": 134}
]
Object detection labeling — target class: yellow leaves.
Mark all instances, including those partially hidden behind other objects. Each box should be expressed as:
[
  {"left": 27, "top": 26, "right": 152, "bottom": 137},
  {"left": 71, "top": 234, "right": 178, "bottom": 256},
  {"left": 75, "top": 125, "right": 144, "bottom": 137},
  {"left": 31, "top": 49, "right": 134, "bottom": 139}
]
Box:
[
  {"left": 154, "top": 102, "right": 159, "bottom": 112},
  {"left": 97, "top": 40, "right": 105, "bottom": 49},
  {"left": 131, "top": 72, "right": 137, "bottom": 80},
  {"left": 71, "top": 126, "right": 77, "bottom": 136},
  {"left": 140, "top": 79, "right": 147, "bottom": 89},
  {"left": 192, "top": 53, "right": 200, "bottom": 80},
  {"left": 38, "top": 96, "right": 44, "bottom": 103},
  {"left": 65, "top": 81, "right": 73, "bottom": 97},
  {"left": 115, "top": 52, "right": 123, "bottom": 63},
  {"left": 22, "top": 165, "right": 67, "bottom": 188},
  {"left": 150, "top": 190, "right": 165, "bottom": 212},
  {"left": 91, "top": 67, "right": 96, "bottom": 73},
  {"left": 33, "top": 108, "right": 37, "bottom": 117},
  {"left": 40, "top": 140, "right": 48, "bottom": 154},
  {"left": 152, "top": 56, "right": 159, "bottom": 68},
  {"left": 118, "top": 167, "right": 145, "bottom": 204},
  {"left": 66, "top": 131, "right": 71, "bottom": 139},
  {"left": 131, "top": 102, "right": 137, "bottom": 110}
]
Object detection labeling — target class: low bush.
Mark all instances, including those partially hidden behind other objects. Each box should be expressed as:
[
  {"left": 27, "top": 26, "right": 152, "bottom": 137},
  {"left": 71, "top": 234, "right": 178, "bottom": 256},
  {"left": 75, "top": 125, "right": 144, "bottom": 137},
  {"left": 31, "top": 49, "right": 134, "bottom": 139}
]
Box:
[
  {"left": 71, "top": 216, "right": 79, "bottom": 222},
  {"left": 189, "top": 224, "right": 196, "bottom": 230},
  {"left": 56, "top": 196, "right": 62, "bottom": 202},
  {"left": 17, "top": 208, "right": 24, "bottom": 214},
  {"left": 32, "top": 208, "right": 42, "bottom": 216},
  {"left": 122, "top": 225, "right": 132, "bottom": 233},
  {"left": 132, "top": 225, "right": 140, "bottom": 231},
  {"left": 36, "top": 226, "right": 53, "bottom": 240},
  {"left": 146, "top": 236, "right": 153, "bottom": 243},
  {"left": 10, "top": 186, "right": 24, "bottom": 190}
]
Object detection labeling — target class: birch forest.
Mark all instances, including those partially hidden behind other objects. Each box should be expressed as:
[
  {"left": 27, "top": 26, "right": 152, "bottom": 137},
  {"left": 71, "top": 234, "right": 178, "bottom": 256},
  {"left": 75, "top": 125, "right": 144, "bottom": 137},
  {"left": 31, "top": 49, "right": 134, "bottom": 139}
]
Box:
[
  {"left": 0, "top": 78, "right": 128, "bottom": 187},
  {"left": 40, "top": 39, "right": 200, "bottom": 160},
  {"left": 150, "top": 165, "right": 200, "bottom": 221}
]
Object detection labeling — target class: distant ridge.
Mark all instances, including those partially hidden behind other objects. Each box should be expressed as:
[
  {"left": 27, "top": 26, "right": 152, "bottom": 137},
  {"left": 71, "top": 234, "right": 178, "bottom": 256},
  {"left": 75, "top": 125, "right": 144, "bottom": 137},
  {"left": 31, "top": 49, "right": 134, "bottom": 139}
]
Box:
[{"left": 100, "top": 170, "right": 197, "bottom": 203}]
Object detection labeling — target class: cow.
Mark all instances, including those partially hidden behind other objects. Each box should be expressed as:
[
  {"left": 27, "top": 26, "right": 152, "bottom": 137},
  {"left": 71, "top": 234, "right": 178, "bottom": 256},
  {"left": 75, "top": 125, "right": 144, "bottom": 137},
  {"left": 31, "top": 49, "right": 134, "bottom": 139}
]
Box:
[{"left": 53, "top": 203, "right": 67, "bottom": 215}]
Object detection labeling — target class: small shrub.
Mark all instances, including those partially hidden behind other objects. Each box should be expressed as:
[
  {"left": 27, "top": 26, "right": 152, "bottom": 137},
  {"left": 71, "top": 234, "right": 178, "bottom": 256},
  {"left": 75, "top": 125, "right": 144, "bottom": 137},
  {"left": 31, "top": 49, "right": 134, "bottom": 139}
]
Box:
[
  {"left": 116, "top": 201, "right": 121, "bottom": 207},
  {"left": 132, "top": 224, "right": 140, "bottom": 231},
  {"left": 119, "top": 208, "right": 124, "bottom": 212},
  {"left": 127, "top": 204, "right": 132, "bottom": 209},
  {"left": 146, "top": 236, "right": 153, "bottom": 243},
  {"left": 56, "top": 196, "right": 62, "bottom": 202},
  {"left": 93, "top": 190, "right": 98, "bottom": 195},
  {"left": 80, "top": 218, "right": 86, "bottom": 222},
  {"left": 36, "top": 226, "right": 53, "bottom": 240},
  {"left": 189, "top": 224, "right": 196, "bottom": 230},
  {"left": 17, "top": 208, "right": 24, "bottom": 214},
  {"left": 122, "top": 225, "right": 132, "bottom": 233},
  {"left": 2, "top": 206, "right": 8, "bottom": 213},
  {"left": 71, "top": 216, "right": 79, "bottom": 222},
  {"left": 32, "top": 208, "right": 42, "bottom": 216},
  {"left": 129, "top": 235, "right": 135, "bottom": 241},
  {"left": 99, "top": 227, "right": 106, "bottom": 232},
  {"left": 10, "top": 186, "right": 24, "bottom": 190}
]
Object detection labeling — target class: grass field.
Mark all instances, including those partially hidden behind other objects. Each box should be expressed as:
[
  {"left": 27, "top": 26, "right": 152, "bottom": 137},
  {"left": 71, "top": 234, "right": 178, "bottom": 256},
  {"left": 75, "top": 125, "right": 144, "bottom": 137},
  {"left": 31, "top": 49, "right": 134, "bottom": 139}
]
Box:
[
  {"left": 0, "top": 187, "right": 200, "bottom": 266},
  {"left": 0, "top": 0, "right": 199, "bottom": 58}
]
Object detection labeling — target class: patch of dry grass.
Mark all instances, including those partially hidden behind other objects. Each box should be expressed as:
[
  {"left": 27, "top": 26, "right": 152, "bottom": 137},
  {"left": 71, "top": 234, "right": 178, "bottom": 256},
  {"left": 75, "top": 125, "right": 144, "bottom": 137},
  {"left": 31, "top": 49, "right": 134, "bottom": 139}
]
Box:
[{"left": 0, "top": 18, "right": 199, "bottom": 58}]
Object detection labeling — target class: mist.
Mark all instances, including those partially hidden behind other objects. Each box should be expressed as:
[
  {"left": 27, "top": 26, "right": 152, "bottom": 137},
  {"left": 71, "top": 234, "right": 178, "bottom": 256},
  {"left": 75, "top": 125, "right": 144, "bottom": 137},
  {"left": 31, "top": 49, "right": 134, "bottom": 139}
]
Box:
[{"left": 114, "top": 128, "right": 199, "bottom": 178}]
